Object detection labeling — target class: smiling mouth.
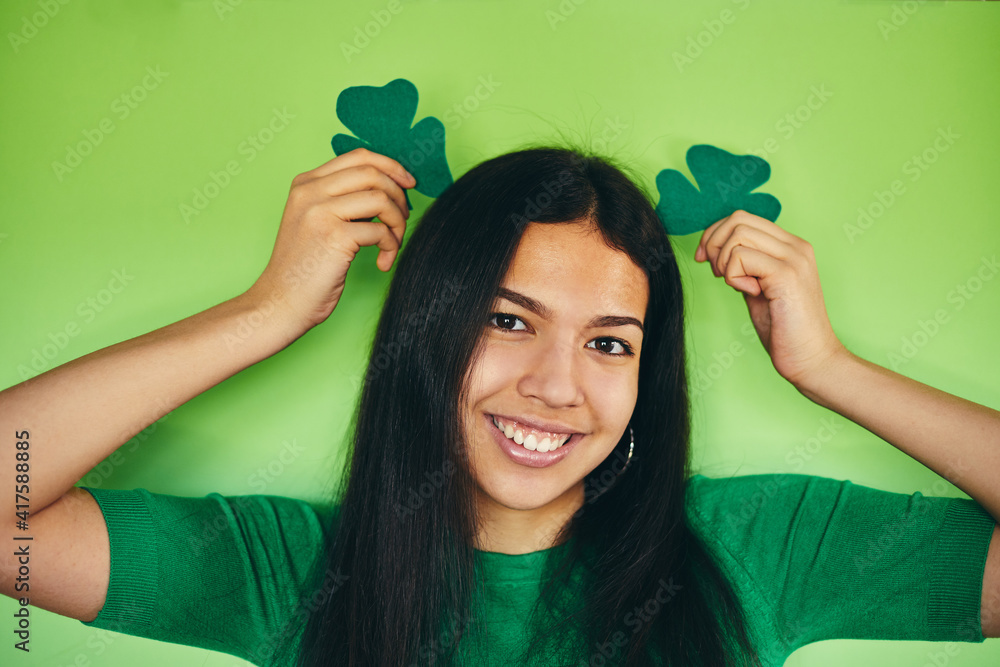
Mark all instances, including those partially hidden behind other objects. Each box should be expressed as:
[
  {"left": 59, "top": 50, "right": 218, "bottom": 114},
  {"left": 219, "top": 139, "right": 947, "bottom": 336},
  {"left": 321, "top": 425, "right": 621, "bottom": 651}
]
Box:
[{"left": 489, "top": 414, "right": 575, "bottom": 453}]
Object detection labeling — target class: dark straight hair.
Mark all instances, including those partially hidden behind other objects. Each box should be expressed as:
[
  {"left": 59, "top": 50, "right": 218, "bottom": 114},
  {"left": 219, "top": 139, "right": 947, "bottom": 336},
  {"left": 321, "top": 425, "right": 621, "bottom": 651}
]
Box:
[{"left": 295, "top": 146, "right": 763, "bottom": 666}]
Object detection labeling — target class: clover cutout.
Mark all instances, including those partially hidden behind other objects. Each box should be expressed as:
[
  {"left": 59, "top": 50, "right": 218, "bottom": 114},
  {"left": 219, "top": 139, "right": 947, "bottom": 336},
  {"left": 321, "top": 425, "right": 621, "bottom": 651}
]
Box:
[
  {"left": 331, "top": 78, "right": 453, "bottom": 210},
  {"left": 655, "top": 144, "right": 781, "bottom": 236}
]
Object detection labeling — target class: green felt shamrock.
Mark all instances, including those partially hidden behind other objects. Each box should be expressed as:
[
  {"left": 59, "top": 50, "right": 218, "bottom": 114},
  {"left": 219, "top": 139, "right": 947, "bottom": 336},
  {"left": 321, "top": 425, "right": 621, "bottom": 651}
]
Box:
[
  {"left": 655, "top": 144, "right": 781, "bottom": 236},
  {"left": 331, "top": 78, "right": 454, "bottom": 210}
]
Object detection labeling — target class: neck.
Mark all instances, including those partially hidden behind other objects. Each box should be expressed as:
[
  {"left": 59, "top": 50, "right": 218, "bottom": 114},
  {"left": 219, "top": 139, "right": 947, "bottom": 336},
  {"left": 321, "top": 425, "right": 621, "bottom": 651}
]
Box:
[{"left": 474, "top": 482, "right": 584, "bottom": 554}]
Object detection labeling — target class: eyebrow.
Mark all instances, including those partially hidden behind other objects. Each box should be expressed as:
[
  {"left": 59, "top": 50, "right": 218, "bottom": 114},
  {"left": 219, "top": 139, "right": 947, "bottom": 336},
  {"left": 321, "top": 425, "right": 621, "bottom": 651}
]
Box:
[{"left": 495, "top": 287, "right": 644, "bottom": 335}]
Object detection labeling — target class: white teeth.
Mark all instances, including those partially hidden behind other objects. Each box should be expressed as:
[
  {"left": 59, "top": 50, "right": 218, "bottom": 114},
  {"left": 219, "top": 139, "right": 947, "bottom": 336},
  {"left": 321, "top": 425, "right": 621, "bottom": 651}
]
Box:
[{"left": 492, "top": 415, "right": 571, "bottom": 453}]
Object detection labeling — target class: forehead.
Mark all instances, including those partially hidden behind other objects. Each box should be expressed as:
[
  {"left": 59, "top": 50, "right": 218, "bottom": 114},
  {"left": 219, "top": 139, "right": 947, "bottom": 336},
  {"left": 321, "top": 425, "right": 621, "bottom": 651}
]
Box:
[{"left": 502, "top": 221, "right": 649, "bottom": 319}]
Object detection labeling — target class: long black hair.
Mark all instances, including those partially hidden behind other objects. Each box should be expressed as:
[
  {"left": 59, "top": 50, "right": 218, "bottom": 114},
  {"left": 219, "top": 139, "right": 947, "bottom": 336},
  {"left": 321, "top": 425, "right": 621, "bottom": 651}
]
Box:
[{"left": 294, "top": 146, "right": 763, "bottom": 666}]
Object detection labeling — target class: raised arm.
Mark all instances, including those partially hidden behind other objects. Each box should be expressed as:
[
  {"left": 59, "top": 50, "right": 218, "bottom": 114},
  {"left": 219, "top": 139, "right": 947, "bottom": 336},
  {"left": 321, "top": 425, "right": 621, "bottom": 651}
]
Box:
[
  {"left": 0, "top": 148, "right": 415, "bottom": 621},
  {"left": 694, "top": 210, "right": 1000, "bottom": 637},
  {"left": 693, "top": 210, "right": 1000, "bottom": 519}
]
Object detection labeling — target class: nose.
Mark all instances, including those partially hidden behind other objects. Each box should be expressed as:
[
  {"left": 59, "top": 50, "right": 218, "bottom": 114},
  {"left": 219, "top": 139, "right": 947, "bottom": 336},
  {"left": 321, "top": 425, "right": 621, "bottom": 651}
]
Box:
[{"left": 516, "top": 335, "right": 584, "bottom": 408}]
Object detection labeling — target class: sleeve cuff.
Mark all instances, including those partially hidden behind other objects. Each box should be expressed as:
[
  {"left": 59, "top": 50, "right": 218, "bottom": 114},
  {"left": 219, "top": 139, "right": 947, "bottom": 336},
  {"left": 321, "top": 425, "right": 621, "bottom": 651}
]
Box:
[
  {"left": 928, "top": 497, "right": 997, "bottom": 642},
  {"left": 79, "top": 487, "right": 159, "bottom": 631}
]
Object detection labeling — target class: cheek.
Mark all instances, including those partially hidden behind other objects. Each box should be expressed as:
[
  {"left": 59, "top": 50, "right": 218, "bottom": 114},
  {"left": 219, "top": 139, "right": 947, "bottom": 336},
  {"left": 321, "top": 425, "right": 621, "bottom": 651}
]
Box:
[{"left": 465, "top": 342, "right": 514, "bottom": 400}]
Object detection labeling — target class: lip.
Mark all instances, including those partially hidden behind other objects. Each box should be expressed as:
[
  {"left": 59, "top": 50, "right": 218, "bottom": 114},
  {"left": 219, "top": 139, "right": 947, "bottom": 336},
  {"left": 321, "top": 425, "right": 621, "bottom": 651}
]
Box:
[
  {"left": 489, "top": 412, "right": 580, "bottom": 436},
  {"left": 484, "top": 413, "right": 581, "bottom": 469}
]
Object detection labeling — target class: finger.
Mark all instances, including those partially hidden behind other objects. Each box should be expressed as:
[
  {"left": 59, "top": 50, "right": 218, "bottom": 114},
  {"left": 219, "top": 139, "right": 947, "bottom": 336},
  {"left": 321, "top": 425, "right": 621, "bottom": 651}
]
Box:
[
  {"left": 696, "top": 210, "right": 799, "bottom": 266},
  {"left": 695, "top": 215, "right": 731, "bottom": 263},
  {"left": 315, "top": 163, "right": 411, "bottom": 225},
  {"left": 348, "top": 222, "right": 400, "bottom": 272},
  {"left": 351, "top": 222, "right": 401, "bottom": 272},
  {"left": 305, "top": 147, "right": 416, "bottom": 190},
  {"left": 326, "top": 190, "right": 408, "bottom": 250},
  {"left": 695, "top": 218, "right": 724, "bottom": 262},
  {"left": 311, "top": 200, "right": 403, "bottom": 271},
  {"left": 714, "top": 225, "right": 795, "bottom": 280},
  {"left": 699, "top": 215, "right": 783, "bottom": 276},
  {"left": 723, "top": 245, "right": 787, "bottom": 297},
  {"left": 695, "top": 215, "right": 732, "bottom": 276}
]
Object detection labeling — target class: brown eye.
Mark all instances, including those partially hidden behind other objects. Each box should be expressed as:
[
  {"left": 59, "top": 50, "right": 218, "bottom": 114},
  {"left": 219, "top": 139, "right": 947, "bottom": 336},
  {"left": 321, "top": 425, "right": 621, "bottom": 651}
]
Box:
[
  {"left": 586, "top": 338, "right": 634, "bottom": 357},
  {"left": 489, "top": 313, "right": 526, "bottom": 332}
]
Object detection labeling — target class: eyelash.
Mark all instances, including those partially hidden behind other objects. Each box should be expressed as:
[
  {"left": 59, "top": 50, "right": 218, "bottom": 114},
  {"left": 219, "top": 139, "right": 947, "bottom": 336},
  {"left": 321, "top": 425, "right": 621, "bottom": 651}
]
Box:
[{"left": 487, "top": 312, "right": 635, "bottom": 357}]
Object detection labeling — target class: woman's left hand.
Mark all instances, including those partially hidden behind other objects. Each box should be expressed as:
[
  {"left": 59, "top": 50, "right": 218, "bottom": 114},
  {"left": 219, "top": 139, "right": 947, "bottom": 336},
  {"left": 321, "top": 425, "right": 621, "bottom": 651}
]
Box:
[{"left": 694, "top": 210, "right": 847, "bottom": 388}]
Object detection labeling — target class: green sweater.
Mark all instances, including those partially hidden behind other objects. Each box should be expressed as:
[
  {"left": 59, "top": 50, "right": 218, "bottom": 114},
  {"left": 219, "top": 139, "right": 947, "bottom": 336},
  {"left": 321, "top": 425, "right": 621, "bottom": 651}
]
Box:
[{"left": 80, "top": 473, "right": 996, "bottom": 665}]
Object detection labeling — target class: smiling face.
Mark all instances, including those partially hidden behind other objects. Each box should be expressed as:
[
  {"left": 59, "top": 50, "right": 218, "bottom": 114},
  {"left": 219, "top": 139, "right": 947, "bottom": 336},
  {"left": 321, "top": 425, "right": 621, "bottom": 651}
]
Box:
[{"left": 462, "top": 219, "right": 649, "bottom": 549}]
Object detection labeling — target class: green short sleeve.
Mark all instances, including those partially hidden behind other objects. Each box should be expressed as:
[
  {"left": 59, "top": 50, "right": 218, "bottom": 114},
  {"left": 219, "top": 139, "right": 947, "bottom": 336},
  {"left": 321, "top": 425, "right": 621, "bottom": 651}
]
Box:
[
  {"left": 80, "top": 486, "right": 335, "bottom": 666},
  {"left": 685, "top": 473, "right": 996, "bottom": 664}
]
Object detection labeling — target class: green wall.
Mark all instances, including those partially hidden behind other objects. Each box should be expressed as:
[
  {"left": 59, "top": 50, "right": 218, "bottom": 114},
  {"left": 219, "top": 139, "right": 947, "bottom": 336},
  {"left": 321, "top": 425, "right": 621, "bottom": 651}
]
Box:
[{"left": 1, "top": 0, "right": 998, "bottom": 665}]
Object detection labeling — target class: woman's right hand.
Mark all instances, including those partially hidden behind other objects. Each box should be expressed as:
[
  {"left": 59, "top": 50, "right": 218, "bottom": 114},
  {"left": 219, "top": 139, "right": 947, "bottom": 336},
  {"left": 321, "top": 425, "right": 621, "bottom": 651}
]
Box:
[{"left": 246, "top": 147, "right": 416, "bottom": 338}]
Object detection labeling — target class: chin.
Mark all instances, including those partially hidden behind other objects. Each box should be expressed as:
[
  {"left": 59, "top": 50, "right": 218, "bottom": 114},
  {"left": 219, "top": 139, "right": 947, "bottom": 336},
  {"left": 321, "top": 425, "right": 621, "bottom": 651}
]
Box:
[{"left": 477, "top": 476, "right": 576, "bottom": 513}]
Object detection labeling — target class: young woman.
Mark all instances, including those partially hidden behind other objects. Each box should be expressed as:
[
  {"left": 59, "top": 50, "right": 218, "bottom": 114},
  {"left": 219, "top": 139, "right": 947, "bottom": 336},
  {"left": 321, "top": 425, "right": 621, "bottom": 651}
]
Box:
[{"left": 2, "top": 146, "right": 998, "bottom": 666}]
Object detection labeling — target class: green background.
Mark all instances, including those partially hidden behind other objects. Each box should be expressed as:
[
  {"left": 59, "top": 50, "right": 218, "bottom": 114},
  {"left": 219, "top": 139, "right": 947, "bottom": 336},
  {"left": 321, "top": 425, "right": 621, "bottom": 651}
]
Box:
[{"left": 2, "top": 0, "right": 999, "bottom": 665}]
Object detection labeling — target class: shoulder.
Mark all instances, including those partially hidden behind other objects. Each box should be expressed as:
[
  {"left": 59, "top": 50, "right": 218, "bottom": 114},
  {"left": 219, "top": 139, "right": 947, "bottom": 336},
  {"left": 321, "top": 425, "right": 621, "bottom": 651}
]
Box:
[
  {"left": 683, "top": 471, "right": 843, "bottom": 529},
  {"left": 683, "top": 471, "right": 991, "bottom": 540},
  {"left": 85, "top": 485, "right": 338, "bottom": 557}
]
